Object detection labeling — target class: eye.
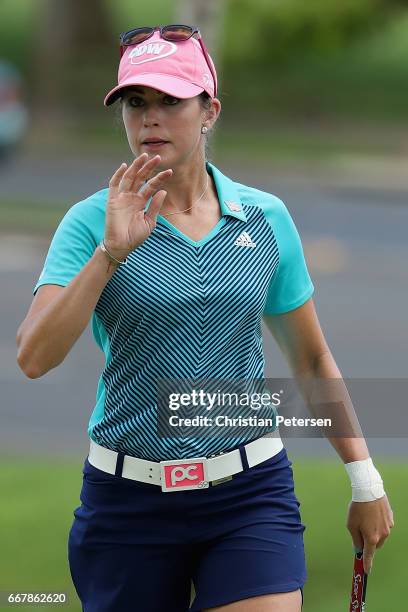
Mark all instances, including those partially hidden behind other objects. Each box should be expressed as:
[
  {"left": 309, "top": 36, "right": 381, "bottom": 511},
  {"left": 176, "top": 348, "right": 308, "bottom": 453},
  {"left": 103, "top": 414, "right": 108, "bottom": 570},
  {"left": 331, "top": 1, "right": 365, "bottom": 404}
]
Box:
[
  {"left": 127, "top": 96, "right": 143, "bottom": 107},
  {"left": 126, "top": 95, "right": 180, "bottom": 107},
  {"left": 163, "top": 95, "right": 180, "bottom": 105}
]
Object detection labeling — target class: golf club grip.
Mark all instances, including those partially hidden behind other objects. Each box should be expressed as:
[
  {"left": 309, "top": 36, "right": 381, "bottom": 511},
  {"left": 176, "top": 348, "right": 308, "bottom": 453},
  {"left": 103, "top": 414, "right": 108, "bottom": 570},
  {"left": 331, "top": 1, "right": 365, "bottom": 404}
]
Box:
[{"left": 349, "top": 551, "right": 368, "bottom": 611}]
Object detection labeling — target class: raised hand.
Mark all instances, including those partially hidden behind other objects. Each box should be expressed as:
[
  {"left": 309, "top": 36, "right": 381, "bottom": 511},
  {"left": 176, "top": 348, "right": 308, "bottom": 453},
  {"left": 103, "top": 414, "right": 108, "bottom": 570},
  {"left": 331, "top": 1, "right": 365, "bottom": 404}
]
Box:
[{"left": 104, "top": 152, "right": 173, "bottom": 260}]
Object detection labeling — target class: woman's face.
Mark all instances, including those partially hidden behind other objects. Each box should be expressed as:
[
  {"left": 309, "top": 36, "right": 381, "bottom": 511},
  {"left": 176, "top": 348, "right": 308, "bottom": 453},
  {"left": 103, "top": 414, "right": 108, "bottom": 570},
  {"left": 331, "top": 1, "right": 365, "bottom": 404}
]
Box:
[{"left": 121, "top": 85, "right": 211, "bottom": 170}]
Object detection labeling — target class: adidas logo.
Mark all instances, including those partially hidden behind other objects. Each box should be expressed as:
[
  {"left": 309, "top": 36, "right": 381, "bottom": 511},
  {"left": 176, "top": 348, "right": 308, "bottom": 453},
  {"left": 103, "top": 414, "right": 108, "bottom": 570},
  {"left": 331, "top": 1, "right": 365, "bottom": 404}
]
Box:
[{"left": 234, "top": 231, "right": 256, "bottom": 248}]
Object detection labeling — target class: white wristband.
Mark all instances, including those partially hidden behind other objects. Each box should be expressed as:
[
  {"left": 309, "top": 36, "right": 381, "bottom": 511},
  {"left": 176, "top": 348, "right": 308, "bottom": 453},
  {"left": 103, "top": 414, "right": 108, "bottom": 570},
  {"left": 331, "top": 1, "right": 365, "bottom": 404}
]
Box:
[{"left": 344, "top": 457, "right": 385, "bottom": 502}]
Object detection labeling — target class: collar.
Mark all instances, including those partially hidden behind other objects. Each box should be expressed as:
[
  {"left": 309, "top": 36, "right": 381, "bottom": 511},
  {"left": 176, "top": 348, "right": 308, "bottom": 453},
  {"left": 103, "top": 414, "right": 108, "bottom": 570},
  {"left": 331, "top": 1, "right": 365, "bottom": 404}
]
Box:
[
  {"left": 143, "top": 161, "right": 247, "bottom": 222},
  {"left": 206, "top": 161, "right": 247, "bottom": 222}
]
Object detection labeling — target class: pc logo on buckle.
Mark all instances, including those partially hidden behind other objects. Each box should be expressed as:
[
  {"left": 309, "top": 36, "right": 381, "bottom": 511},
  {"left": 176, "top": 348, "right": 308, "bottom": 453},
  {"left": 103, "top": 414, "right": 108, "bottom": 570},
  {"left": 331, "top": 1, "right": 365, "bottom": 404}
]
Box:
[{"left": 159, "top": 457, "right": 209, "bottom": 492}]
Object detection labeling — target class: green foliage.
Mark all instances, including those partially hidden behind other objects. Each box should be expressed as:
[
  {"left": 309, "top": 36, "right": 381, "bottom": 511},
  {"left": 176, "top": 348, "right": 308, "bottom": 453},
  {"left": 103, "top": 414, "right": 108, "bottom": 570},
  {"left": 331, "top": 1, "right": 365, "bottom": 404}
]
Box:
[
  {"left": 218, "top": 1, "right": 408, "bottom": 121},
  {"left": 107, "top": 0, "right": 172, "bottom": 32},
  {"left": 1, "top": 1, "right": 408, "bottom": 125},
  {"left": 0, "top": 0, "right": 45, "bottom": 70},
  {"left": 223, "top": 0, "right": 397, "bottom": 69},
  {"left": 0, "top": 0, "right": 172, "bottom": 77}
]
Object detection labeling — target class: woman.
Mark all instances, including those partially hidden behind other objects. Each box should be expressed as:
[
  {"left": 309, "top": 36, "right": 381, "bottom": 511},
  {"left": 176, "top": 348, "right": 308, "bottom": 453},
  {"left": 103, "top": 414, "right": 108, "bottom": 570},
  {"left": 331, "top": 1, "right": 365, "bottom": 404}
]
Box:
[{"left": 17, "top": 25, "right": 394, "bottom": 612}]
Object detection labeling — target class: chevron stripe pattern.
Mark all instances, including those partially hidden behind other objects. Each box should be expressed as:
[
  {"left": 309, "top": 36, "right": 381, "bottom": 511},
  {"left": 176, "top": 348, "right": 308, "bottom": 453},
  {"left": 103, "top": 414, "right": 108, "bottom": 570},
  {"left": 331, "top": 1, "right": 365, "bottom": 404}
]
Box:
[{"left": 92, "top": 204, "right": 280, "bottom": 461}]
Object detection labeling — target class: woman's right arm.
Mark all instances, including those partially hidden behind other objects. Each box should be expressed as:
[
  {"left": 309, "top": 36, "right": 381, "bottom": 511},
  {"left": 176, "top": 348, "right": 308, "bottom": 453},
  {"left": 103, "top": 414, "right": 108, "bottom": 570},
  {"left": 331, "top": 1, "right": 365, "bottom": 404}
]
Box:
[
  {"left": 17, "top": 152, "right": 173, "bottom": 379},
  {"left": 16, "top": 245, "right": 122, "bottom": 379}
]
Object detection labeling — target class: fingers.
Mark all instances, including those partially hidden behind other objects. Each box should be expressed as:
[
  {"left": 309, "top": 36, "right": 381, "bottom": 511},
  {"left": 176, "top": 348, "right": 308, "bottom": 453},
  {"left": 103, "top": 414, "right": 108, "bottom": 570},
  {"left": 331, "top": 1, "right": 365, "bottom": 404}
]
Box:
[
  {"left": 145, "top": 189, "right": 168, "bottom": 225},
  {"left": 349, "top": 528, "right": 364, "bottom": 554},
  {"left": 139, "top": 170, "right": 173, "bottom": 203},
  {"left": 119, "top": 154, "right": 164, "bottom": 193},
  {"left": 108, "top": 162, "right": 129, "bottom": 195},
  {"left": 144, "top": 216, "right": 153, "bottom": 235},
  {"left": 375, "top": 523, "right": 392, "bottom": 549},
  {"left": 109, "top": 154, "right": 152, "bottom": 195},
  {"left": 109, "top": 154, "right": 173, "bottom": 209},
  {"left": 363, "top": 539, "right": 377, "bottom": 574},
  {"left": 349, "top": 526, "right": 376, "bottom": 573}
]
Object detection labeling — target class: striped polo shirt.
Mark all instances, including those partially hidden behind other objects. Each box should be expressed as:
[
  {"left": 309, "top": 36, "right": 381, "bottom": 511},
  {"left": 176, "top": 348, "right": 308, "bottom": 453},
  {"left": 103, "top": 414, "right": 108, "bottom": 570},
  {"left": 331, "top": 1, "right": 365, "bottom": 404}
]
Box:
[{"left": 33, "top": 160, "right": 314, "bottom": 461}]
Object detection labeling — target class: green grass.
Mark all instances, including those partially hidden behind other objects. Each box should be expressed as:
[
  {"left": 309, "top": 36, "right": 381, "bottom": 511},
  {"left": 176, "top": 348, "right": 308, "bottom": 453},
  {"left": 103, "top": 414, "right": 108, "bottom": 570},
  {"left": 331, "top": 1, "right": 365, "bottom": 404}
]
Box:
[
  {"left": 0, "top": 199, "right": 69, "bottom": 235},
  {"left": 0, "top": 456, "right": 404, "bottom": 611},
  {"left": 292, "top": 459, "right": 406, "bottom": 611},
  {"left": 0, "top": 457, "right": 83, "bottom": 612}
]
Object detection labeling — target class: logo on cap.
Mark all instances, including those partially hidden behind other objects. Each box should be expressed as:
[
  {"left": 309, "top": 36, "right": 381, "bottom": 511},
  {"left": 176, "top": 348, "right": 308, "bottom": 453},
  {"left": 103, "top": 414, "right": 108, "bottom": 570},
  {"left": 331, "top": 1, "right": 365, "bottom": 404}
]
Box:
[
  {"left": 202, "top": 73, "right": 212, "bottom": 86},
  {"left": 129, "top": 41, "right": 177, "bottom": 65}
]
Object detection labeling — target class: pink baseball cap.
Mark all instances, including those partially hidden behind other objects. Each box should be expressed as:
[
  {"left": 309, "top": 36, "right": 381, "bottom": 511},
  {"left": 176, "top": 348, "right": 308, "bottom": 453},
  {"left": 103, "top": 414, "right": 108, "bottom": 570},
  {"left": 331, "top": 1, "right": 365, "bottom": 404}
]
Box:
[{"left": 103, "top": 29, "right": 217, "bottom": 106}]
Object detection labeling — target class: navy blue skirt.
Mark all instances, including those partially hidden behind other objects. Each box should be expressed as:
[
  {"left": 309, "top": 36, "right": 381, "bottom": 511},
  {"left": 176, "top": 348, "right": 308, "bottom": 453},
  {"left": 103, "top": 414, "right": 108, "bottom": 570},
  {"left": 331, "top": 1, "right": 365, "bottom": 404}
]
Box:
[{"left": 68, "top": 446, "right": 307, "bottom": 611}]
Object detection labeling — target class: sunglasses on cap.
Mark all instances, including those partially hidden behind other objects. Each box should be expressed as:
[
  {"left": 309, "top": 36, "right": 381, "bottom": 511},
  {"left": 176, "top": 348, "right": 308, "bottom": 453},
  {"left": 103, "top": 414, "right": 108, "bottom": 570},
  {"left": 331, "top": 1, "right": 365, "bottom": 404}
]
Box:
[{"left": 119, "top": 24, "right": 217, "bottom": 98}]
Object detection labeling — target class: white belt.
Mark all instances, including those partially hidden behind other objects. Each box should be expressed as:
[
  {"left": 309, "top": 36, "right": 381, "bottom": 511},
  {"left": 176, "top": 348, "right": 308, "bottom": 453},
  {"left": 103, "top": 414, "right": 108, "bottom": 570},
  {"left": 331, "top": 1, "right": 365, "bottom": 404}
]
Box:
[{"left": 88, "top": 433, "right": 283, "bottom": 493}]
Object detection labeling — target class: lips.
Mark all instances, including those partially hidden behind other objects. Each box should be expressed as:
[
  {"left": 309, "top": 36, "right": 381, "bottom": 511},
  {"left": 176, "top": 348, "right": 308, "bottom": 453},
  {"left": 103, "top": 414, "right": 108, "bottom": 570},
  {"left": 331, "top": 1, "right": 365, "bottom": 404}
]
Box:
[
  {"left": 142, "top": 141, "right": 169, "bottom": 149},
  {"left": 142, "top": 139, "right": 169, "bottom": 144}
]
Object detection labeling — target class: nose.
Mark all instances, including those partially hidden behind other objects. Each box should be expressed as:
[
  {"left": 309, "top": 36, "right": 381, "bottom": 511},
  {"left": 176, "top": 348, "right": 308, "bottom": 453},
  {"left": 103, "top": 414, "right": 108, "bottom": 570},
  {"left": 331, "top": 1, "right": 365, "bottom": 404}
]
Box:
[
  {"left": 143, "top": 118, "right": 160, "bottom": 127},
  {"left": 142, "top": 102, "right": 162, "bottom": 127}
]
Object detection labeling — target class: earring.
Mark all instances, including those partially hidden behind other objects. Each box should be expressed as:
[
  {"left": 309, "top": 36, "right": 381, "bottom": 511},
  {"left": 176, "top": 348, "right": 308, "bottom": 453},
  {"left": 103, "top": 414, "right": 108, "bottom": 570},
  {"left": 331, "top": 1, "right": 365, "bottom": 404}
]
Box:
[{"left": 201, "top": 126, "right": 208, "bottom": 134}]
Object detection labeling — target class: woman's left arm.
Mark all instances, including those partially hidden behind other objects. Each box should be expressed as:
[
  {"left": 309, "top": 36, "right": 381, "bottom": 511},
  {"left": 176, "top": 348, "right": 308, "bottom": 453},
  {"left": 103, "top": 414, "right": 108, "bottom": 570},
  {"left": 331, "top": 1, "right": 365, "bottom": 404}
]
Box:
[{"left": 263, "top": 297, "right": 394, "bottom": 574}]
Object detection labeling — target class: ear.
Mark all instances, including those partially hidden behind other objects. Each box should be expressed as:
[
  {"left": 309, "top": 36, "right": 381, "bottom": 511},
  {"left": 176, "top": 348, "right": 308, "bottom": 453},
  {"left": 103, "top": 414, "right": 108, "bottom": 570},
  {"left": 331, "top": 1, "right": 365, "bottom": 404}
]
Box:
[{"left": 208, "top": 98, "right": 221, "bottom": 127}]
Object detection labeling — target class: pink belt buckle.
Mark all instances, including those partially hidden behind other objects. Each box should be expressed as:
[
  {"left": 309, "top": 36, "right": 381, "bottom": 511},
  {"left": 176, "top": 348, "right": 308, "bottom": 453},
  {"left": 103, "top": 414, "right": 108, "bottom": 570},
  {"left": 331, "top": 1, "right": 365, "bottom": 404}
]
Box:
[{"left": 159, "top": 457, "right": 209, "bottom": 492}]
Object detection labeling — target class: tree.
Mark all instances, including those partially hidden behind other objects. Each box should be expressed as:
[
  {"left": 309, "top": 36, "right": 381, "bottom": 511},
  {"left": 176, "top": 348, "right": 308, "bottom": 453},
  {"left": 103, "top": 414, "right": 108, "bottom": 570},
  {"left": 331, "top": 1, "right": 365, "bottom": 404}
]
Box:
[
  {"left": 30, "top": 0, "right": 116, "bottom": 124},
  {"left": 173, "top": 0, "right": 227, "bottom": 68}
]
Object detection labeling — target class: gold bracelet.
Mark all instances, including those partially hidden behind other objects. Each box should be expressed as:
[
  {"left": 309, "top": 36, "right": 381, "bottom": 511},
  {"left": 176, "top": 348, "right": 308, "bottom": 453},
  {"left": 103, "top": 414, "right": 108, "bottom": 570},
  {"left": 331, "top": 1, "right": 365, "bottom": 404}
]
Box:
[{"left": 99, "top": 240, "right": 128, "bottom": 265}]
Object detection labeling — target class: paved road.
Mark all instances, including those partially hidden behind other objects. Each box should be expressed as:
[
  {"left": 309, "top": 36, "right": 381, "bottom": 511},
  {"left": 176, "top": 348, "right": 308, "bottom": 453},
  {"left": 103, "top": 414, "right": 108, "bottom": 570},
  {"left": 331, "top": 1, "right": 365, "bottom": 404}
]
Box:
[{"left": 1, "top": 152, "right": 407, "bottom": 459}]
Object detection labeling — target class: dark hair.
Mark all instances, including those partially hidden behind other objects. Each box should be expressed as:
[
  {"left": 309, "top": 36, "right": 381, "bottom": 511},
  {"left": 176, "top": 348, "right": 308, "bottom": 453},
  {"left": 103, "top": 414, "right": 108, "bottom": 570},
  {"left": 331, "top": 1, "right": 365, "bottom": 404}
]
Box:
[
  {"left": 113, "top": 89, "right": 217, "bottom": 161},
  {"left": 198, "top": 91, "right": 215, "bottom": 161}
]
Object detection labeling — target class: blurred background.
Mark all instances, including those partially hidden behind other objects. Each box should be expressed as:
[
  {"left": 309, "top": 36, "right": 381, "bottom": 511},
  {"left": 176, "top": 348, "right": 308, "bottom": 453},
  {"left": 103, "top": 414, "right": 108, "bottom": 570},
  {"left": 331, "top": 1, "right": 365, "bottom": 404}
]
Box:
[{"left": 1, "top": 0, "right": 407, "bottom": 610}]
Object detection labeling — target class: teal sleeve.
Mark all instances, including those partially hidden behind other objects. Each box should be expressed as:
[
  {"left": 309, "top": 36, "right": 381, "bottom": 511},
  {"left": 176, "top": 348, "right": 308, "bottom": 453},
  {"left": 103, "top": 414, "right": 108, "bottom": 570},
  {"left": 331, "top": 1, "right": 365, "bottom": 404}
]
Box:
[
  {"left": 32, "top": 196, "right": 104, "bottom": 296},
  {"left": 263, "top": 196, "right": 314, "bottom": 315}
]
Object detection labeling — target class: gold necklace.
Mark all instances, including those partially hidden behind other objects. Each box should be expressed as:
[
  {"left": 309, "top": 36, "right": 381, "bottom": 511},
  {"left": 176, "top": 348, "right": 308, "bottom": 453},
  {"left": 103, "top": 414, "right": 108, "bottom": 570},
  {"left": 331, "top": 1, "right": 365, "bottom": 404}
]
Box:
[{"left": 160, "top": 174, "right": 209, "bottom": 216}]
